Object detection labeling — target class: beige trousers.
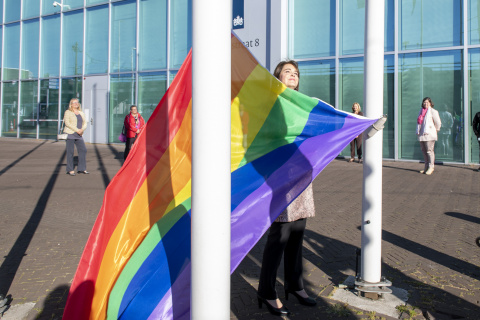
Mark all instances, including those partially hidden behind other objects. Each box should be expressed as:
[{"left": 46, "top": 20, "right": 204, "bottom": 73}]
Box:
[{"left": 420, "top": 140, "right": 436, "bottom": 170}]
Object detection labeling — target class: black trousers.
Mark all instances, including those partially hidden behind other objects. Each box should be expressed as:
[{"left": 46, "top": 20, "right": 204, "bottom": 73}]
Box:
[
  {"left": 124, "top": 136, "right": 137, "bottom": 161},
  {"left": 258, "top": 218, "right": 307, "bottom": 300},
  {"left": 350, "top": 135, "right": 363, "bottom": 159}
]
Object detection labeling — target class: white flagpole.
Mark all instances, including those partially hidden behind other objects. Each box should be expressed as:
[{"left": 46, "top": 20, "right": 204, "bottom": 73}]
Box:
[
  {"left": 361, "top": 0, "right": 385, "bottom": 284},
  {"left": 191, "top": 0, "right": 232, "bottom": 319}
]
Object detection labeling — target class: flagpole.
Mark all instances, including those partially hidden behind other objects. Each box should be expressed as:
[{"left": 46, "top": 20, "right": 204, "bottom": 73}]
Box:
[
  {"left": 359, "top": 0, "right": 391, "bottom": 296},
  {"left": 191, "top": 0, "right": 232, "bottom": 318}
]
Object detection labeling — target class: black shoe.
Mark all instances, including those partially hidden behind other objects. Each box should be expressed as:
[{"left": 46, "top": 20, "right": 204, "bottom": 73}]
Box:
[
  {"left": 66, "top": 171, "right": 76, "bottom": 176},
  {"left": 77, "top": 171, "right": 89, "bottom": 174},
  {"left": 257, "top": 295, "right": 290, "bottom": 316},
  {"left": 285, "top": 289, "right": 317, "bottom": 306}
]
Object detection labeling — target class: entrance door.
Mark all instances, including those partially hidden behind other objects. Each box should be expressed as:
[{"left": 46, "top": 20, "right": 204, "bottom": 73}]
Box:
[{"left": 83, "top": 76, "right": 108, "bottom": 144}]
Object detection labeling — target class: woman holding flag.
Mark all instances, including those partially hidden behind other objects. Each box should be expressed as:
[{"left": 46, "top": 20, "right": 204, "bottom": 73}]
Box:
[{"left": 257, "top": 60, "right": 317, "bottom": 316}]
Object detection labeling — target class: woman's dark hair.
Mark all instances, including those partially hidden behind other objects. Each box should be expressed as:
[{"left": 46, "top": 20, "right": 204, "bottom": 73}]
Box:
[
  {"left": 273, "top": 60, "right": 300, "bottom": 91},
  {"left": 130, "top": 105, "right": 137, "bottom": 110},
  {"left": 422, "top": 97, "right": 434, "bottom": 108}
]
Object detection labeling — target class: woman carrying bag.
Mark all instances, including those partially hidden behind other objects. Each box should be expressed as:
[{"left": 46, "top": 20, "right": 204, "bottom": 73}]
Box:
[
  {"left": 63, "top": 98, "right": 88, "bottom": 176},
  {"left": 123, "top": 105, "right": 145, "bottom": 161}
]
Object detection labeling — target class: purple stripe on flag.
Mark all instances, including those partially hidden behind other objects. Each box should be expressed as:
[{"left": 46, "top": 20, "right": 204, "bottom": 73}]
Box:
[
  {"left": 147, "top": 264, "right": 191, "bottom": 320},
  {"left": 230, "top": 118, "right": 376, "bottom": 271}
]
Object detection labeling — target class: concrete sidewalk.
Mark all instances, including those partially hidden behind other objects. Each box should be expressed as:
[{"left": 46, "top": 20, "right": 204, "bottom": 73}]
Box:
[{"left": 0, "top": 138, "right": 479, "bottom": 319}]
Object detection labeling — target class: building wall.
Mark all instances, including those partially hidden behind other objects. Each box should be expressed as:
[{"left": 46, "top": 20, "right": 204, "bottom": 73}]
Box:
[{"left": 1, "top": 0, "right": 479, "bottom": 164}]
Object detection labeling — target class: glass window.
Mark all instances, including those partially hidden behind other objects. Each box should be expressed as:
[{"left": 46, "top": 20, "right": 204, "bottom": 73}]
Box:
[
  {"left": 110, "top": 74, "right": 135, "bottom": 142},
  {"left": 339, "top": 57, "right": 364, "bottom": 111},
  {"left": 85, "top": 5, "right": 108, "bottom": 74},
  {"left": 139, "top": 0, "right": 167, "bottom": 71},
  {"left": 4, "top": 23, "right": 20, "bottom": 81},
  {"left": 291, "top": 0, "right": 335, "bottom": 58},
  {"left": 384, "top": 55, "right": 395, "bottom": 158},
  {"left": 19, "top": 81, "right": 38, "bottom": 138},
  {"left": 62, "top": 10, "right": 84, "bottom": 76},
  {"left": 39, "top": 79, "right": 60, "bottom": 140},
  {"left": 470, "top": 0, "right": 480, "bottom": 45},
  {"left": 0, "top": 1, "right": 3, "bottom": 24},
  {"left": 138, "top": 72, "right": 167, "bottom": 122},
  {"left": 298, "top": 60, "right": 335, "bottom": 106},
  {"left": 23, "top": 0, "right": 40, "bottom": 19},
  {"left": 61, "top": 77, "right": 82, "bottom": 115},
  {"left": 86, "top": 0, "right": 108, "bottom": 5},
  {"left": 399, "top": 50, "right": 463, "bottom": 162},
  {"left": 64, "top": 0, "right": 84, "bottom": 11},
  {"left": 111, "top": 0, "right": 137, "bottom": 73},
  {"left": 337, "top": 56, "right": 395, "bottom": 158},
  {"left": 340, "top": 0, "right": 365, "bottom": 55},
  {"left": 21, "top": 19, "right": 39, "bottom": 79},
  {"left": 385, "top": 0, "right": 395, "bottom": 52},
  {"left": 0, "top": 26, "right": 3, "bottom": 78},
  {"left": 170, "top": 0, "right": 192, "bottom": 68},
  {"left": 338, "top": 57, "right": 364, "bottom": 157},
  {"left": 5, "top": 0, "right": 20, "bottom": 23},
  {"left": 469, "top": 48, "right": 480, "bottom": 163},
  {"left": 42, "top": 0, "right": 61, "bottom": 15},
  {"left": 400, "top": 0, "right": 462, "bottom": 50},
  {"left": 2, "top": 82, "right": 19, "bottom": 137},
  {"left": 169, "top": 70, "right": 178, "bottom": 84},
  {"left": 41, "top": 16, "right": 61, "bottom": 78}
]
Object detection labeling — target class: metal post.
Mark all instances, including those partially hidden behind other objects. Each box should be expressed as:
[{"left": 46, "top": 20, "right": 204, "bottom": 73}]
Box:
[
  {"left": 357, "top": 0, "right": 392, "bottom": 298},
  {"left": 191, "top": 0, "right": 232, "bottom": 318}
]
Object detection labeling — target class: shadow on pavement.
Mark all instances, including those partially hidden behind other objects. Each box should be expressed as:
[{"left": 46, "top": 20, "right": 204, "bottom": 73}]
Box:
[
  {"left": 31, "top": 285, "right": 70, "bottom": 320},
  {"left": 0, "top": 141, "right": 46, "bottom": 176},
  {"left": 93, "top": 144, "right": 111, "bottom": 189},
  {"left": 445, "top": 211, "right": 480, "bottom": 225},
  {"left": 0, "top": 150, "right": 66, "bottom": 299}
]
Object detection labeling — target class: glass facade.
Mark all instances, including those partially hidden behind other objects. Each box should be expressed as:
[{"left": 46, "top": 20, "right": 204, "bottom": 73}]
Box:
[
  {"left": 0, "top": 0, "right": 478, "bottom": 165},
  {"left": 0, "top": 0, "right": 190, "bottom": 141},
  {"left": 290, "top": 0, "right": 476, "bottom": 164}
]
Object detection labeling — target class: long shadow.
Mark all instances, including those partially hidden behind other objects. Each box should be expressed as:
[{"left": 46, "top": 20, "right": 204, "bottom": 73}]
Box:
[
  {"left": 93, "top": 144, "right": 111, "bottom": 189},
  {"left": 382, "top": 229, "right": 479, "bottom": 279},
  {"left": 0, "top": 150, "right": 66, "bottom": 296},
  {"left": 0, "top": 141, "right": 46, "bottom": 176},
  {"left": 301, "top": 229, "right": 480, "bottom": 319},
  {"left": 445, "top": 211, "right": 480, "bottom": 225},
  {"left": 106, "top": 143, "right": 124, "bottom": 166}
]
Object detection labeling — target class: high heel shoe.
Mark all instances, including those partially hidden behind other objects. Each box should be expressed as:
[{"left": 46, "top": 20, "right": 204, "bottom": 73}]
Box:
[
  {"left": 285, "top": 289, "right": 317, "bottom": 306},
  {"left": 257, "top": 295, "right": 290, "bottom": 316}
]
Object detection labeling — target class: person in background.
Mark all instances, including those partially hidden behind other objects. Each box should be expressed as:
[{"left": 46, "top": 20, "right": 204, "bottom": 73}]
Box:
[
  {"left": 63, "top": 98, "right": 88, "bottom": 176},
  {"left": 123, "top": 105, "right": 146, "bottom": 161},
  {"left": 416, "top": 97, "right": 441, "bottom": 175},
  {"left": 257, "top": 60, "right": 317, "bottom": 317},
  {"left": 472, "top": 110, "right": 480, "bottom": 171},
  {"left": 438, "top": 104, "right": 454, "bottom": 157},
  {"left": 349, "top": 102, "right": 364, "bottom": 163}
]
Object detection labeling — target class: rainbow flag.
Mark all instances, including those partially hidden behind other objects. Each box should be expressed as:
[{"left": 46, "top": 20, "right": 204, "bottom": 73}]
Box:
[{"left": 62, "top": 34, "right": 376, "bottom": 320}]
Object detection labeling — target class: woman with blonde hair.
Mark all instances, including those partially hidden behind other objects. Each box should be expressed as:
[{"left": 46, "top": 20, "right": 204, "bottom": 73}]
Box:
[
  {"left": 349, "top": 102, "right": 364, "bottom": 163},
  {"left": 63, "top": 98, "right": 88, "bottom": 176}
]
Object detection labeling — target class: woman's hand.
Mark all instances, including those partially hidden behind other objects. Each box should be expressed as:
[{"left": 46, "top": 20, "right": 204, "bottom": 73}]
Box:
[{"left": 78, "top": 129, "right": 84, "bottom": 136}]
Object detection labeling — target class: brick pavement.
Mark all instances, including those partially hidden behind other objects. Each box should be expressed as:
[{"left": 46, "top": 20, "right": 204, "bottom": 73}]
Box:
[{"left": 0, "top": 137, "right": 479, "bottom": 319}]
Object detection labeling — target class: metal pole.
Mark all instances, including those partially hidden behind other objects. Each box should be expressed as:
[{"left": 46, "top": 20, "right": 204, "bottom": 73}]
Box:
[
  {"left": 361, "top": 0, "right": 385, "bottom": 284},
  {"left": 191, "top": 0, "right": 232, "bottom": 319}
]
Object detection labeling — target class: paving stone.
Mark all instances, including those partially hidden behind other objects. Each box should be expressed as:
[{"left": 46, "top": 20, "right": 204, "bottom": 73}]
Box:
[{"left": 1, "top": 138, "right": 480, "bottom": 319}]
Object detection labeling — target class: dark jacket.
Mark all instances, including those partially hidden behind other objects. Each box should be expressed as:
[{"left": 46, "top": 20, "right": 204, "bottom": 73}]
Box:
[{"left": 473, "top": 112, "right": 480, "bottom": 137}]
